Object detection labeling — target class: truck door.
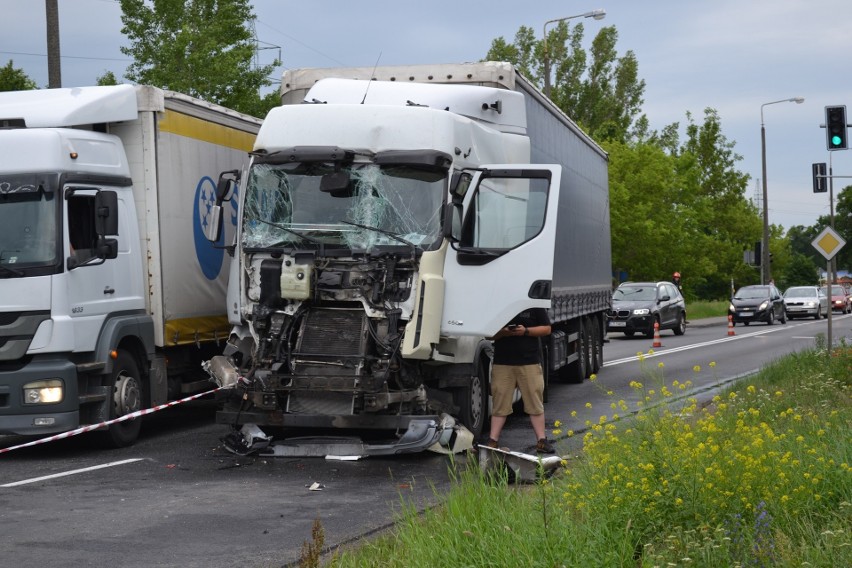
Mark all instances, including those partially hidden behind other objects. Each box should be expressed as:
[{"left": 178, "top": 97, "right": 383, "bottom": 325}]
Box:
[
  {"left": 65, "top": 187, "right": 144, "bottom": 351},
  {"left": 441, "top": 165, "right": 561, "bottom": 337}
]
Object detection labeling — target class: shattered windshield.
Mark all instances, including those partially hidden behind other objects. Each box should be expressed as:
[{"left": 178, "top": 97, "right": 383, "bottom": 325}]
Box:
[
  {"left": 242, "top": 161, "right": 446, "bottom": 252},
  {"left": 0, "top": 182, "right": 58, "bottom": 270}
]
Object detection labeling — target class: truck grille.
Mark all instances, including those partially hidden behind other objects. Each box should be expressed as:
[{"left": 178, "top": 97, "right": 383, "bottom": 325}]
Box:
[
  {"left": 0, "top": 311, "right": 50, "bottom": 361},
  {"left": 287, "top": 390, "right": 354, "bottom": 415},
  {"left": 293, "top": 308, "right": 368, "bottom": 377}
]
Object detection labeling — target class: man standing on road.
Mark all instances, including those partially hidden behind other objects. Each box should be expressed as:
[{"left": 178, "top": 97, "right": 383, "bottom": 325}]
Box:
[{"left": 484, "top": 308, "right": 554, "bottom": 454}]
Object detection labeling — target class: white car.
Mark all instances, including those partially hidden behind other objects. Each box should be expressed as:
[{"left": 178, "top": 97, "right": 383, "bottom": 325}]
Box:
[{"left": 783, "top": 286, "right": 829, "bottom": 320}]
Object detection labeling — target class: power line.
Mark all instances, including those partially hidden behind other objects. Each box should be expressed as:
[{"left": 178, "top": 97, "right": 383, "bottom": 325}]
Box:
[{"left": 0, "top": 50, "right": 130, "bottom": 62}]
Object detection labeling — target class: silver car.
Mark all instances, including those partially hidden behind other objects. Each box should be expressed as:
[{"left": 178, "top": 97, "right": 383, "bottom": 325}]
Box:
[{"left": 783, "top": 286, "right": 829, "bottom": 320}]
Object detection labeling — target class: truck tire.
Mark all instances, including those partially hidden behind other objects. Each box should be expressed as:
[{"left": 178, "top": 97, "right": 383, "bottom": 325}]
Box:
[
  {"left": 560, "top": 325, "right": 587, "bottom": 384},
  {"left": 454, "top": 360, "right": 489, "bottom": 438},
  {"left": 541, "top": 343, "right": 550, "bottom": 403},
  {"left": 590, "top": 316, "right": 603, "bottom": 373},
  {"left": 97, "top": 349, "right": 143, "bottom": 448}
]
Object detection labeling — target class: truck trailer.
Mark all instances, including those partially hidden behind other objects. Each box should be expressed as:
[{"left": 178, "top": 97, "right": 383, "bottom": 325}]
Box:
[
  {"left": 0, "top": 85, "right": 261, "bottom": 446},
  {"left": 204, "top": 62, "right": 611, "bottom": 455}
]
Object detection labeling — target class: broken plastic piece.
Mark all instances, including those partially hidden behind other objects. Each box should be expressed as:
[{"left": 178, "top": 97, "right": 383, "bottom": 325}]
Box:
[
  {"left": 220, "top": 423, "right": 272, "bottom": 456},
  {"left": 427, "top": 414, "right": 474, "bottom": 455},
  {"left": 202, "top": 355, "right": 240, "bottom": 388},
  {"left": 477, "top": 446, "right": 563, "bottom": 484}
]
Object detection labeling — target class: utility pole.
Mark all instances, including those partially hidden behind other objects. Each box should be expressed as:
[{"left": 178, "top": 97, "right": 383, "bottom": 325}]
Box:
[{"left": 46, "top": 0, "right": 61, "bottom": 88}]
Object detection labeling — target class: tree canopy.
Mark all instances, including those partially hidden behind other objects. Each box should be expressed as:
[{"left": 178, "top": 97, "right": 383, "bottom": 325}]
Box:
[
  {"left": 0, "top": 60, "right": 37, "bottom": 91},
  {"left": 118, "top": 0, "right": 279, "bottom": 117},
  {"left": 487, "top": 23, "right": 767, "bottom": 299}
]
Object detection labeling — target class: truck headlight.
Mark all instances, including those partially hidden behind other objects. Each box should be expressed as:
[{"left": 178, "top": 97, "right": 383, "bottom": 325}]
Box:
[
  {"left": 633, "top": 308, "right": 650, "bottom": 315},
  {"left": 23, "top": 380, "right": 64, "bottom": 404}
]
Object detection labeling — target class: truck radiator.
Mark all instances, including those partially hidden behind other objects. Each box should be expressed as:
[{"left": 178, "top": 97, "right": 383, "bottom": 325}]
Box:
[{"left": 289, "top": 308, "right": 368, "bottom": 415}]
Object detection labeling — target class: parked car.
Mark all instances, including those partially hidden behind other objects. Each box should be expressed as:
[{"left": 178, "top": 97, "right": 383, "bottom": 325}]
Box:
[
  {"left": 783, "top": 286, "right": 829, "bottom": 320},
  {"left": 821, "top": 284, "right": 852, "bottom": 314},
  {"left": 607, "top": 281, "right": 687, "bottom": 338},
  {"left": 729, "top": 284, "right": 786, "bottom": 325}
]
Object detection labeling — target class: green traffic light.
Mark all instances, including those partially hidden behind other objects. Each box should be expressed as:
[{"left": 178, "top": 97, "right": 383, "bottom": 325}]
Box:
[{"left": 832, "top": 135, "right": 843, "bottom": 146}]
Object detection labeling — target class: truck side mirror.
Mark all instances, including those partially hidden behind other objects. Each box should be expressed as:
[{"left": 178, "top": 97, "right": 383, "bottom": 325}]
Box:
[
  {"left": 215, "top": 170, "right": 240, "bottom": 203},
  {"left": 205, "top": 205, "right": 223, "bottom": 242},
  {"left": 98, "top": 237, "right": 118, "bottom": 260},
  {"left": 449, "top": 172, "right": 472, "bottom": 199},
  {"left": 442, "top": 202, "right": 462, "bottom": 242},
  {"left": 94, "top": 191, "right": 118, "bottom": 236}
]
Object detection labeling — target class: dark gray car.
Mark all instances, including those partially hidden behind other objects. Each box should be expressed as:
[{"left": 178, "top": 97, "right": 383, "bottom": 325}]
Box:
[
  {"left": 607, "top": 281, "right": 687, "bottom": 338},
  {"left": 729, "top": 284, "right": 787, "bottom": 325}
]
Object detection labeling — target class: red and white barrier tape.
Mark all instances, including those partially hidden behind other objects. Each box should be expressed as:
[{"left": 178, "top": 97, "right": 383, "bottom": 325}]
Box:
[{"left": 0, "top": 386, "right": 227, "bottom": 455}]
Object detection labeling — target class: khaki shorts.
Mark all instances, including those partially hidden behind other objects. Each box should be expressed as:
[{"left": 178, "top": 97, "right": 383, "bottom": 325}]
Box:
[{"left": 491, "top": 363, "right": 544, "bottom": 417}]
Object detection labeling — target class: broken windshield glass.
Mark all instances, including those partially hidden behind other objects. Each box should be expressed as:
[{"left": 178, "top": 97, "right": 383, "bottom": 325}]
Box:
[{"left": 242, "top": 161, "right": 445, "bottom": 252}]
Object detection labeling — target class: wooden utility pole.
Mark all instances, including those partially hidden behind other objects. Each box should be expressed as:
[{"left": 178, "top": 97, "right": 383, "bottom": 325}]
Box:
[{"left": 46, "top": 0, "right": 61, "bottom": 88}]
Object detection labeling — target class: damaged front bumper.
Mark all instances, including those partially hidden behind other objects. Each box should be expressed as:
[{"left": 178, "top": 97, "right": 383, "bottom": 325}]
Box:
[
  {"left": 220, "top": 413, "right": 473, "bottom": 458},
  {"left": 204, "top": 355, "right": 473, "bottom": 458}
]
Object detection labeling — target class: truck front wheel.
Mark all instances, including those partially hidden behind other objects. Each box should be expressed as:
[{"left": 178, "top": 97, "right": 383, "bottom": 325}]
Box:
[
  {"left": 98, "top": 350, "right": 143, "bottom": 448},
  {"left": 454, "top": 361, "right": 489, "bottom": 438}
]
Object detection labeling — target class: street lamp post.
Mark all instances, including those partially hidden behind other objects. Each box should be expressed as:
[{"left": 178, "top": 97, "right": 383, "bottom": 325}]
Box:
[
  {"left": 760, "top": 96, "right": 804, "bottom": 284},
  {"left": 542, "top": 9, "right": 606, "bottom": 99}
]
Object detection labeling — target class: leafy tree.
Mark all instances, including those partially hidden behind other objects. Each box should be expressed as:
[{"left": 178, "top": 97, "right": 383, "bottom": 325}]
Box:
[
  {"left": 0, "top": 60, "right": 37, "bottom": 91},
  {"left": 784, "top": 252, "right": 820, "bottom": 287},
  {"left": 485, "top": 22, "right": 646, "bottom": 143},
  {"left": 674, "top": 109, "right": 758, "bottom": 298},
  {"left": 814, "top": 185, "right": 852, "bottom": 271},
  {"left": 119, "top": 0, "right": 279, "bottom": 117},
  {"left": 786, "top": 224, "right": 822, "bottom": 267},
  {"left": 96, "top": 71, "right": 120, "bottom": 86}
]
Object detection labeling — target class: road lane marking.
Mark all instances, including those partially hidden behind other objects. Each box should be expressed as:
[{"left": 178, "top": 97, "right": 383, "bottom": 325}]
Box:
[
  {"left": 1, "top": 458, "right": 144, "bottom": 487},
  {"left": 603, "top": 322, "right": 816, "bottom": 367}
]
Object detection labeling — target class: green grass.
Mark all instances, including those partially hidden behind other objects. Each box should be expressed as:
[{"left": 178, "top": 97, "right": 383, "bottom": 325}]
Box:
[
  {"left": 688, "top": 300, "right": 729, "bottom": 319},
  {"left": 316, "top": 341, "right": 852, "bottom": 568}
]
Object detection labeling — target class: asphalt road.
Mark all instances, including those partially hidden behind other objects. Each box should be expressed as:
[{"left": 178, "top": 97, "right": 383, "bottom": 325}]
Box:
[{"left": 1, "top": 313, "right": 849, "bottom": 567}]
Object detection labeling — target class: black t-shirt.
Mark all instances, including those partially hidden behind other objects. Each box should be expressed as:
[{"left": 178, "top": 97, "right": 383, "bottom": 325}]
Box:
[{"left": 493, "top": 308, "right": 551, "bottom": 366}]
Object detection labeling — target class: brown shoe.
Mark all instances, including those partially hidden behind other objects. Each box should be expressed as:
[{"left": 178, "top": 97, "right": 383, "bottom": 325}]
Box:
[
  {"left": 479, "top": 437, "right": 499, "bottom": 449},
  {"left": 536, "top": 438, "right": 555, "bottom": 454}
]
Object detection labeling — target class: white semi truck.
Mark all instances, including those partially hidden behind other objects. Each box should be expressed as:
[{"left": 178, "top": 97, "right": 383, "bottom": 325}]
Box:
[
  {"left": 0, "top": 85, "right": 261, "bottom": 446},
  {"left": 204, "top": 62, "right": 611, "bottom": 455}
]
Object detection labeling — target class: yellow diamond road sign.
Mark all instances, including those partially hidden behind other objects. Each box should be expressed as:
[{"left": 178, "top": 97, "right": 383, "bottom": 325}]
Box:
[{"left": 811, "top": 226, "right": 846, "bottom": 260}]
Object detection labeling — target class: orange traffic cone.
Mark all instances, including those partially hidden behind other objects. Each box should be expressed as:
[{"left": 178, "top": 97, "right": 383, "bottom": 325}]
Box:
[
  {"left": 652, "top": 321, "right": 662, "bottom": 348},
  {"left": 727, "top": 315, "right": 736, "bottom": 336}
]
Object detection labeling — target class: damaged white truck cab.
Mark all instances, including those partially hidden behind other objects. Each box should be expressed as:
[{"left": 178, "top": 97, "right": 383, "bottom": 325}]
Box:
[{"left": 205, "top": 62, "right": 611, "bottom": 455}]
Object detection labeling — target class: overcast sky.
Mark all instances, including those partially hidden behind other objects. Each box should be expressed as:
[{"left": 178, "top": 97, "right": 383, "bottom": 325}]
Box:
[{"left": 3, "top": 0, "right": 852, "bottom": 231}]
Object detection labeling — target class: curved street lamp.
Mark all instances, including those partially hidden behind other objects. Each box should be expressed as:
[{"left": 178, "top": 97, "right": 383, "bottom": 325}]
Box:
[
  {"left": 760, "top": 96, "right": 804, "bottom": 284},
  {"left": 542, "top": 9, "right": 606, "bottom": 99}
]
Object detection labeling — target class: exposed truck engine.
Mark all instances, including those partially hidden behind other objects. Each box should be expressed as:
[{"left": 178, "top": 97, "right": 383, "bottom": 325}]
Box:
[{"left": 204, "top": 62, "right": 611, "bottom": 456}]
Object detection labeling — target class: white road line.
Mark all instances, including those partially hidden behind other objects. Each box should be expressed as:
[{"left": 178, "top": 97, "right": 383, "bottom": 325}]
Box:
[
  {"left": 1, "top": 458, "right": 144, "bottom": 488},
  {"left": 603, "top": 322, "right": 810, "bottom": 367}
]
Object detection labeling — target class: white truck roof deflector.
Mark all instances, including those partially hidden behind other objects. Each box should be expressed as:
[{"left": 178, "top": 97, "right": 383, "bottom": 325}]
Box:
[{"left": 0, "top": 84, "right": 140, "bottom": 128}]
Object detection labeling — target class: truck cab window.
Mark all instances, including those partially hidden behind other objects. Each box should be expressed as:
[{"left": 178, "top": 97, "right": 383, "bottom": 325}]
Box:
[
  {"left": 0, "top": 188, "right": 57, "bottom": 266},
  {"left": 68, "top": 194, "right": 98, "bottom": 262},
  {"left": 463, "top": 176, "right": 548, "bottom": 250}
]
